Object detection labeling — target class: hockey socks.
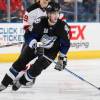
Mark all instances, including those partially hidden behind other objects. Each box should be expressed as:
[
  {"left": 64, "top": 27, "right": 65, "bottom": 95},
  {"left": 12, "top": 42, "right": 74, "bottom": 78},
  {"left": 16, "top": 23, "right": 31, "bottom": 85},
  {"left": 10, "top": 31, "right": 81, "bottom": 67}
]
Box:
[
  {"left": 0, "top": 67, "right": 19, "bottom": 91},
  {"left": 12, "top": 71, "right": 36, "bottom": 91}
]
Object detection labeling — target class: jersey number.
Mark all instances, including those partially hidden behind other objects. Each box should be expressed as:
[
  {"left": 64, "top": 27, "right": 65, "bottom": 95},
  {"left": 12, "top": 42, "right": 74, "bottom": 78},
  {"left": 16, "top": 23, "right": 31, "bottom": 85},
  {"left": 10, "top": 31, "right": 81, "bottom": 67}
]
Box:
[{"left": 23, "top": 15, "right": 28, "bottom": 22}]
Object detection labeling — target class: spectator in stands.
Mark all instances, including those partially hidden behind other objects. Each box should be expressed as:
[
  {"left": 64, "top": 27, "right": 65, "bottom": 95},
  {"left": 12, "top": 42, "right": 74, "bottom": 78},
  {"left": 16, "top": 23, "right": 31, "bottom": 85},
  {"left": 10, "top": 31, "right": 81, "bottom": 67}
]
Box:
[
  {"left": 0, "top": 0, "right": 7, "bottom": 22},
  {"left": 23, "top": 0, "right": 34, "bottom": 9},
  {"left": 10, "top": 0, "right": 25, "bottom": 22},
  {"left": 82, "top": 0, "right": 96, "bottom": 22},
  {"left": 58, "top": 0, "right": 74, "bottom": 22}
]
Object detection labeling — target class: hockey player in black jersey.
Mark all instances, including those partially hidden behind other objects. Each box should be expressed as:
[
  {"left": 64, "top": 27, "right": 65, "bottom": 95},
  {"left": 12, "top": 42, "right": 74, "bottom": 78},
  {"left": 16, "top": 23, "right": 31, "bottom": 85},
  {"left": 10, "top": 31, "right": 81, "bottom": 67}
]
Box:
[
  {"left": 22, "top": 0, "right": 53, "bottom": 81},
  {"left": 23, "top": 0, "right": 52, "bottom": 50},
  {"left": 18, "top": 0, "right": 52, "bottom": 86},
  {"left": 0, "top": 2, "right": 70, "bottom": 91}
]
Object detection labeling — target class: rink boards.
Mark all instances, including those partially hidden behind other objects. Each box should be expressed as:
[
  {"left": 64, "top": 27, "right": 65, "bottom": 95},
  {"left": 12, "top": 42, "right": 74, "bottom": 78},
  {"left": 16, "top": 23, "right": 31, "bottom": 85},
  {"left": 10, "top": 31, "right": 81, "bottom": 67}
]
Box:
[{"left": 0, "top": 23, "right": 100, "bottom": 62}]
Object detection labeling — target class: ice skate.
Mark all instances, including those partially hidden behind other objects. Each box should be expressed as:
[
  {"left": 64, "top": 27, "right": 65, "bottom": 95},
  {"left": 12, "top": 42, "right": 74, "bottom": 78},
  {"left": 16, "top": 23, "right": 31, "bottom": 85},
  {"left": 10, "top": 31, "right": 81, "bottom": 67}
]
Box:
[
  {"left": 12, "top": 73, "right": 36, "bottom": 90},
  {"left": 25, "top": 78, "right": 36, "bottom": 88},
  {"left": 12, "top": 80, "right": 22, "bottom": 91},
  {"left": 0, "top": 84, "right": 7, "bottom": 91}
]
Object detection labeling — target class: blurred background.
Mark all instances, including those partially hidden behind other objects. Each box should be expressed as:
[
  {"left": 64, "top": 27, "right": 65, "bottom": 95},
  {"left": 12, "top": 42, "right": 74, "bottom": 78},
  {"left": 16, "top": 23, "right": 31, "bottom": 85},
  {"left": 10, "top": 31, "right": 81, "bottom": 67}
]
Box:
[
  {"left": 0, "top": 0, "right": 100, "bottom": 62},
  {"left": 0, "top": 1, "right": 100, "bottom": 99},
  {"left": 0, "top": 0, "right": 99, "bottom": 23}
]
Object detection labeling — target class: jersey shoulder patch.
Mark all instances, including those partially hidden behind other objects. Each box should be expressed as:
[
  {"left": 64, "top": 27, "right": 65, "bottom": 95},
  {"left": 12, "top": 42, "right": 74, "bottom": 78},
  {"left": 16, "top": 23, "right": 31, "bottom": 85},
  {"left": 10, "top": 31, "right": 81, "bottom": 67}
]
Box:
[
  {"left": 58, "top": 20, "right": 70, "bottom": 34},
  {"left": 64, "top": 24, "right": 70, "bottom": 33},
  {"left": 34, "top": 18, "right": 41, "bottom": 24}
]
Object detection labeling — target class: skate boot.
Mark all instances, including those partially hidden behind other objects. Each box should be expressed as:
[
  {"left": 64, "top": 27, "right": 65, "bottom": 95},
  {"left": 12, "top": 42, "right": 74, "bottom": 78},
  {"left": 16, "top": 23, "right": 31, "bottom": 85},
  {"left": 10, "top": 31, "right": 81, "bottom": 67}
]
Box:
[
  {"left": 0, "top": 84, "right": 7, "bottom": 91},
  {"left": 0, "top": 74, "right": 13, "bottom": 92},
  {"left": 12, "top": 80, "right": 22, "bottom": 91},
  {"left": 12, "top": 73, "right": 36, "bottom": 91},
  {"left": 25, "top": 78, "right": 36, "bottom": 88},
  {"left": 0, "top": 67, "right": 20, "bottom": 92}
]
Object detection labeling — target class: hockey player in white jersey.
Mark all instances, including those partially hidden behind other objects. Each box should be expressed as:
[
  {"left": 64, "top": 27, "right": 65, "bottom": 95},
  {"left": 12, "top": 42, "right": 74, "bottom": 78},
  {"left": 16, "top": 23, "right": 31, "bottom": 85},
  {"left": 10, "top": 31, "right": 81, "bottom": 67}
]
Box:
[
  {"left": 0, "top": 2, "right": 70, "bottom": 91},
  {"left": 23, "top": 0, "right": 52, "bottom": 50}
]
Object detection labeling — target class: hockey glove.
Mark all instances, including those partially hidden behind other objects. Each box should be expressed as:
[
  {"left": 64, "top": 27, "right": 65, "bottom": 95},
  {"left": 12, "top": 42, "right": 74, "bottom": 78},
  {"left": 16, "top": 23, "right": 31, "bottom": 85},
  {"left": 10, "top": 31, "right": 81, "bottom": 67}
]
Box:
[
  {"left": 55, "top": 56, "right": 67, "bottom": 71},
  {"left": 35, "top": 45, "right": 44, "bottom": 57},
  {"left": 34, "top": 42, "right": 44, "bottom": 57},
  {"left": 29, "top": 39, "right": 37, "bottom": 48},
  {"left": 29, "top": 39, "right": 44, "bottom": 57}
]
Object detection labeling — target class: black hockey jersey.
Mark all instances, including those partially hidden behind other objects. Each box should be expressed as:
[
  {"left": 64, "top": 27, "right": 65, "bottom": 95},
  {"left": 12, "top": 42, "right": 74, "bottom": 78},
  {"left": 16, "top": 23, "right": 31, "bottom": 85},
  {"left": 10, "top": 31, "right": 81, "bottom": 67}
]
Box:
[{"left": 26, "top": 17, "right": 70, "bottom": 56}]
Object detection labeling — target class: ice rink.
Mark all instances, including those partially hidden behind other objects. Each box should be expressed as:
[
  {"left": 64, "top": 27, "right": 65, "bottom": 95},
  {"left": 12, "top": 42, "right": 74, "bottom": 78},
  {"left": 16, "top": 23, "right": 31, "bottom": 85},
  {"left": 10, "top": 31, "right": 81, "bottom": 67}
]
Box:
[{"left": 0, "top": 59, "right": 100, "bottom": 100}]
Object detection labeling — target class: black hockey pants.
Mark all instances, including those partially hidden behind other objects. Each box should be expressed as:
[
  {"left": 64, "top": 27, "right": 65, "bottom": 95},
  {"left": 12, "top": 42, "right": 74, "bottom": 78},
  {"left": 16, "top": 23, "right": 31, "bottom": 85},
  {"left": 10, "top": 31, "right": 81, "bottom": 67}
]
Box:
[{"left": 12, "top": 44, "right": 58, "bottom": 77}]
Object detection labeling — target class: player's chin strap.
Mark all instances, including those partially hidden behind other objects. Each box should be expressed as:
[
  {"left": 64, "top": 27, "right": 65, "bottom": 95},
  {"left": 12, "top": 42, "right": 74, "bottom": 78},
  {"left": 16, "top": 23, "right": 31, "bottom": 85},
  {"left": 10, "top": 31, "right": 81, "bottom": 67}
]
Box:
[{"left": 43, "top": 55, "right": 100, "bottom": 91}]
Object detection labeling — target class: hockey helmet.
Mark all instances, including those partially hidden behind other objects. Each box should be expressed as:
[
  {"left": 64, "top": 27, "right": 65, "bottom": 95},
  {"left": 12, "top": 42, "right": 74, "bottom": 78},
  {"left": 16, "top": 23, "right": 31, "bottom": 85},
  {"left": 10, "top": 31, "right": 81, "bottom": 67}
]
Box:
[{"left": 46, "top": 2, "right": 60, "bottom": 13}]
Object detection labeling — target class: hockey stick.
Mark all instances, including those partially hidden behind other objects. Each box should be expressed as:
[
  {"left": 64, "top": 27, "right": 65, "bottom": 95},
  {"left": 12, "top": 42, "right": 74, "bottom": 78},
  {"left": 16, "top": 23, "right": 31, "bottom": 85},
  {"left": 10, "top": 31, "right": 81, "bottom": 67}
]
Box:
[
  {"left": 0, "top": 42, "right": 24, "bottom": 48},
  {"left": 43, "top": 55, "right": 100, "bottom": 90}
]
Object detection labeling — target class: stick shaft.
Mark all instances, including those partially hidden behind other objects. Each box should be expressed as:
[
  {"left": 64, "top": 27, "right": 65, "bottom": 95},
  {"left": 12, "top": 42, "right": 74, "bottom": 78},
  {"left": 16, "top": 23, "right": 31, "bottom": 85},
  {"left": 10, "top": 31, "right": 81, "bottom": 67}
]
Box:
[{"left": 43, "top": 55, "right": 99, "bottom": 90}]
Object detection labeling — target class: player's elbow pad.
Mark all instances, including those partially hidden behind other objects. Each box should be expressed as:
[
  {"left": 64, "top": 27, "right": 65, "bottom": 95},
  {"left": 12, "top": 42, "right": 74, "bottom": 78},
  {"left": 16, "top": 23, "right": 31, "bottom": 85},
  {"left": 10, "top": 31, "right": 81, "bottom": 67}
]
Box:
[{"left": 29, "top": 39, "right": 37, "bottom": 48}]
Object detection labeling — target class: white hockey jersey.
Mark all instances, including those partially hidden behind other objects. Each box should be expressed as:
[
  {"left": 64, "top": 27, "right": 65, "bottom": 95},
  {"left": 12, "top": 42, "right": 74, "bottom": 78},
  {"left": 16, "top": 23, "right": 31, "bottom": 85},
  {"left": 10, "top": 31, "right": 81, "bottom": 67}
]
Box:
[{"left": 23, "top": 2, "right": 47, "bottom": 31}]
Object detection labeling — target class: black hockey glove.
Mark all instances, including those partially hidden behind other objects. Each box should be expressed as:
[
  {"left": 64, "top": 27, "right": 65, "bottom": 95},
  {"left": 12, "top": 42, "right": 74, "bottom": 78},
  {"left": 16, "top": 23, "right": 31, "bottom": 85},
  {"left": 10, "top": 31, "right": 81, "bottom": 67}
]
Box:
[
  {"left": 55, "top": 56, "right": 67, "bottom": 71},
  {"left": 35, "top": 42, "right": 44, "bottom": 57},
  {"left": 35, "top": 46, "right": 44, "bottom": 57},
  {"left": 29, "top": 39, "right": 44, "bottom": 57}
]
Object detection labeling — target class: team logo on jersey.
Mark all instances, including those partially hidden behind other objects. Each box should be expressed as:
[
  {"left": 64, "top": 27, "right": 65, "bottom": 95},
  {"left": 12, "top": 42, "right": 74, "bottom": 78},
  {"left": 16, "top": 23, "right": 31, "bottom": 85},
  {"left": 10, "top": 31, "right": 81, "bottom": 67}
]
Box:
[
  {"left": 34, "top": 18, "right": 41, "bottom": 24},
  {"left": 40, "top": 34, "right": 57, "bottom": 49},
  {"left": 64, "top": 25, "right": 69, "bottom": 33},
  {"left": 43, "top": 28, "right": 48, "bottom": 33}
]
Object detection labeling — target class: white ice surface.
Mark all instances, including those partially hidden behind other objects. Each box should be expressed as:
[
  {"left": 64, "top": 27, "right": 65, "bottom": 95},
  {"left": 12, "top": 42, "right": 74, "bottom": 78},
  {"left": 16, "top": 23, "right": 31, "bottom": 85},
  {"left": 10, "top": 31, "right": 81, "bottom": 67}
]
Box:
[{"left": 0, "top": 59, "right": 100, "bottom": 100}]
